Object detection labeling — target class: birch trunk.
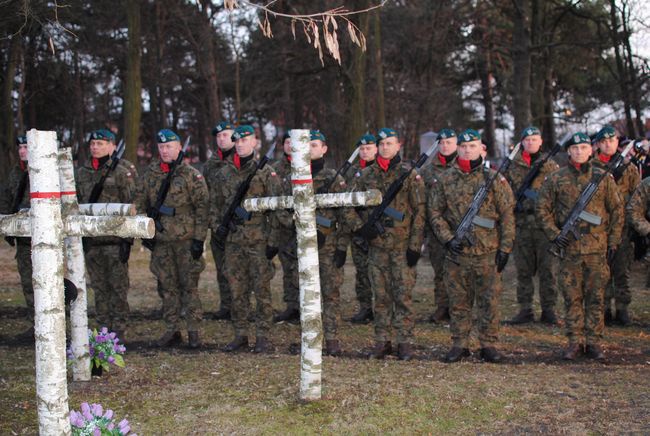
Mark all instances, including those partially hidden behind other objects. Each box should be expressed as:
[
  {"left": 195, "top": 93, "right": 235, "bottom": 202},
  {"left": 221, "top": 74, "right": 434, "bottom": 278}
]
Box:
[
  {"left": 243, "top": 190, "right": 382, "bottom": 212},
  {"left": 0, "top": 215, "right": 154, "bottom": 238},
  {"left": 78, "top": 203, "right": 136, "bottom": 216}
]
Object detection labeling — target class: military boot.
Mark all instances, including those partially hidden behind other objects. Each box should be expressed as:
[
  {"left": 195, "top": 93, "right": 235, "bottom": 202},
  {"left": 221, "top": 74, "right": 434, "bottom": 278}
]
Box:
[
  {"left": 325, "top": 339, "right": 342, "bottom": 357},
  {"left": 505, "top": 308, "right": 534, "bottom": 325},
  {"left": 540, "top": 309, "right": 558, "bottom": 325},
  {"left": 273, "top": 307, "right": 300, "bottom": 324},
  {"left": 157, "top": 330, "right": 182, "bottom": 348},
  {"left": 615, "top": 307, "right": 632, "bottom": 326},
  {"left": 397, "top": 343, "right": 414, "bottom": 361},
  {"left": 562, "top": 343, "right": 582, "bottom": 361},
  {"left": 224, "top": 335, "right": 249, "bottom": 352},
  {"left": 212, "top": 307, "right": 231, "bottom": 320},
  {"left": 188, "top": 331, "right": 201, "bottom": 349},
  {"left": 443, "top": 347, "right": 470, "bottom": 363},
  {"left": 253, "top": 337, "right": 270, "bottom": 353},
  {"left": 480, "top": 347, "right": 504, "bottom": 363},
  {"left": 350, "top": 307, "right": 373, "bottom": 324},
  {"left": 585, "top": 344, "right": 605, "bottom": 360},
  {"left": 368, "top": 341, "right": 392, "bottom": 359},
  {"left": 429, "top": 306, "right": 450, "bottom": 323}
]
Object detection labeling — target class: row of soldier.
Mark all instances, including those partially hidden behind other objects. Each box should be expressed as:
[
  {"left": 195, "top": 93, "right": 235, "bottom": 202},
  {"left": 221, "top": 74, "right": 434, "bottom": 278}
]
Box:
[{"left": 2, "top": 123, "right": 649, "bottom": 363}]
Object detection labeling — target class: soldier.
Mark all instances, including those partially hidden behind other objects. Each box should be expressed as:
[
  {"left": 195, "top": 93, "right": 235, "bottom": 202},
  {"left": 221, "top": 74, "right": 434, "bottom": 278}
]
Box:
[
  {"left": 592, "top": 126, "right": 640, "bottom": 325},
  {"left": 1, "top": 135, "right": 34, "bottom": 338},
  {"left": 504, "top": 126, "right": 560, "bottom": 325},
  {"left": 77, "top": 129, "right": 136, "bottom": 339},
  {"left": 217, "top": 125, "right": 277, "bottom": 353},
  {"left": 419, "top": 128, "right": 458, "bottom": 323},
  {"left": 203, "top": 121, "right": 236, "bottom": 321},
  {"left": 428, "top": 129, "right": 515, "bottom": 363},
  {"left": 352, "top": 127, "right": 425, "bottom": 361},
  {"left": 536, "top": 132, "right": 623, "bottom": 360},
  {"left": 627, "top": 176, "right": 650, "bottom": 265},
  {"left": 346, "top": 133, "right": 377, "bottom": 324},
  {"left": 134, "top": 129, "right": 208, "bottom": 348}
]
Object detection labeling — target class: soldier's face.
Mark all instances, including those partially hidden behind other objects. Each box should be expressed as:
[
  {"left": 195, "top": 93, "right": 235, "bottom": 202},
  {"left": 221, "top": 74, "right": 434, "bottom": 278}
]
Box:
[
  {"left": 89, "top": 139, "right": 116, "bottom": 159},
  {"left": 17, "top": 144, "right": 28, "bottom": 161},
  {"left": 283, "top": 138, "right": 292, "bottom": 155},
  {"left": 216, "top": 130, "right": 234, "bottom": 151},
  {"left": 378, "top": 136, "right": 401, "bottom": 160},
  {"left": 309, "top": 140, "right": 327, "bottom": 160},
  {"left": 235, "top": 135, "right": 256, "bottom": 157},
  {"left": 158, "top": 140, "right": 182, "bottom": 163},
  {"left": 568, "top": 143, "right": 592, "bottom": 164},
  {"left": 439, "top": 137, "right": 458, "bottom": 156},
  {"left": 598, "top": 137, "right": 618, "bottom": 156},
  {"left": 522, "top": 134, "right": 542, "bottom": 154},
  {"left": 458, "top": 140, "right": 482, "bottom": 161},
  {"left": 359, "top": 143, "right": 377, "bottom": 161}
]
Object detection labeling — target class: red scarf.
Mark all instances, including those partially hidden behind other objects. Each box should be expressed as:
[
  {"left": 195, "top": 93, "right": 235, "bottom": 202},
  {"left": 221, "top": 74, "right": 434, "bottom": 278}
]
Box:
[
  {"left": 19, "top": 160, "right": 27, "bottom": 171},
  {"left": 234, "top": 153, "right": 241, "bottom": 169},
  {"left": 360, "top": 159, "right": 367, "bottom": 169},
  {"left": 570, "top": 160, "right": 582, "bottom": 171},
  {"left": 376, "top": 155, "right": 391, "bottom": 172},
  {"left": 437, "top": 154, "right": 447, "bottom": 166},
  {"left": 92, "top": 158, "right": 100, "bottom": 170},
  {"left": 286, "top": 155, "right": 292, "bottom": 163},
  {"left": 217, "top": 148, "right": 224, "bottom": 161},
  {"left": 522, "top": 151, "right": 532, "bottom": 166},
  {"left": 457, "top": 158, "right": 472, "bottom": 173},
  {"left": 598, "top": 153, "right": 611, "bottom": 164},
  {"left": 160, "top": 162, "right": 170, "bottom": 173}
]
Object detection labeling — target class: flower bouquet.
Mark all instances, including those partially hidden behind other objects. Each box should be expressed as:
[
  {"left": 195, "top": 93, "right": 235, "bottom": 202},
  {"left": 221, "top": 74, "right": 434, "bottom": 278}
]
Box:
[
  {"left": 70, "top": 402, "right": 135, "bottom": 435},
  {"left": 88, "top": 327, "right": 126, "bottom": 375}
]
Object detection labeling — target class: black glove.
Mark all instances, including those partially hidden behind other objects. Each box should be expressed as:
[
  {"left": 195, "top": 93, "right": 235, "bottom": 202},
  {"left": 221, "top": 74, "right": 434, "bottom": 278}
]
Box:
[
  {"left": 265, "top": 245, "right": 279, "bottom": 260},
  {"left": 4, "top": 236, "right": 15, "bottom": 247},
  {"left": 553, "top": 234, "right": 570, "bottom": 249},
  {"left": 333, "top": 249, "right": 347, "bottom": 268},
  {"left": 317, "top": 230, "right": 326, "bottom": 249},
  {"left": 63, "top": 278, "right": 78, "bottom": 306},
  {"left": 118, "top": 240, "right": 132, "bottom": 264},
  {"left": 142, "top": 239, "right": 155, "bottom": 251},
  {"left": 445, "top": 238, "right": 463, "bottom": 256},
  {"left": 214, "top": 225, "right": 228, "bottom": 250},
  {"left": 190, "top": 239, "right": 204, "bottom": 260},
  {"left": 406, "top": 249, "right": 421, "bottom": 267},
  {"left": 607, "top": 246, "right": 617, "bottom": 266},
  {"left": 358, "top": 223, "right": 379, "bottom": 241},
  {"left": 495, "top": 250, "right": 509, "bottom": 273}
]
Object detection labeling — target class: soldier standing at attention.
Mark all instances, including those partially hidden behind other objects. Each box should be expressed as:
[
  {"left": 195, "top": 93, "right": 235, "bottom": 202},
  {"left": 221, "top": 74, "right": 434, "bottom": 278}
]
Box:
[
  {"left": 626, "top": 176, "right": 650, "bottom": 265},
  {"left": 420, "top": 128, "right": 458, "bottom": 324},
  {"left": 353, "top": 127, "right": 425, "bottom": 361},
  {"left": 428, "top": 129, "right": 515, "bottom": 363},
  {"left": 203, "top": 121, "right": 236, "bottom": 321},
  {"left": 504, "top": 126, "right": 560, "bottom": 325},
  {"left": 592, "top": 125, "right": 640, "bottom": 326},
  {"left": 346, "top": 133, "right": 377, "bottom": 324},
  {"left": 77, "top": 129, "right": 136, "bottom": 340},
  {"left": 536, "top": 132, "right": 623, "bottom": 360},
  {"left": 135, "top": 129, "right": 209, "bottom": 348}
]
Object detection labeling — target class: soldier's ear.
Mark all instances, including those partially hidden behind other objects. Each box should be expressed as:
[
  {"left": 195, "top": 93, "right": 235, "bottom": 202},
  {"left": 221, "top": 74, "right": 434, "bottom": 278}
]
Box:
[{"left": 322, "top": 145, "right": 328, "bottom": 155}]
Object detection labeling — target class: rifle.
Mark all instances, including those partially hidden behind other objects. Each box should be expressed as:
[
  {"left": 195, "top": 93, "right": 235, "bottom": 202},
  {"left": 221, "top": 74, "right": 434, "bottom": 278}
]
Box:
[
  {"left": 5, "top": 165, "right": 29, "bottom": 246},
  {"left": 213, "top": 144, "right": 276, "bottom": 250},
  {"left": 447, "top": 142, "right": 522, "bottom": 264},
  {"left": 549, "top": 139, "right": 636, "bottom": 258},
  {"left": 87, "top": 139, "right": 126, "bottom": 203},
  {"left": 611, "top": 139, "right": 648, "bottom": 182}
]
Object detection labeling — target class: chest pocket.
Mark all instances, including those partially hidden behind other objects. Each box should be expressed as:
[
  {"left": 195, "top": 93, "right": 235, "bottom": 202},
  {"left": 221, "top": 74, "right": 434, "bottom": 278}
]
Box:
[{"left": 168, "top": 176, "right": 189, "bottom": 207}]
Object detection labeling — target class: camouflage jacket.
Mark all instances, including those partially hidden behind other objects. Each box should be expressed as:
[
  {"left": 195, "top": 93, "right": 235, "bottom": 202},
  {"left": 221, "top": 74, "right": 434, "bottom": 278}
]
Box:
[
  {"left": 503, "top": 150, "right": 559, "bottom": 227},
  {"left": 536, "top": 161, "right": 624, "bottom": 254},
  {"left": 626, "top": 176, "right": 650, "bottom": 236},
  {"left": 202, "top": 150, "right": 234, "bottom": 230},
  {"left": 592, "top": 153, "right": 641, "bottom": 203},
  {"left": 345, "top": 160, "right": 375, "bottom": 184},
  {"left": 76, "top": 157, "right": 137, "bottom": 245},
  {"left": 419, "top": 153, "right": 456, "bottom": 239},
  {"left": 0, "top": 162, "right": 30, "bottom": 214},
  {"left": 427, "top": 161, "right": 516, "bottom": 255},
  {"left": 134, "top": 160, "right": 209, "bottom": 242},
  {"left": 352, "top": 157, "right": 425, "bottom": 252},
  {"left": 268, "top": 156, "right": 295, "bottom": 242}
]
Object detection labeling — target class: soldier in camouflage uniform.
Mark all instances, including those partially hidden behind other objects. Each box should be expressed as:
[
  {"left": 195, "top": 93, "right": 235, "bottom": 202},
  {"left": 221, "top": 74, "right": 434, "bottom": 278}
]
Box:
[
  {"left": 214, "top": 125, "right": 278, "bottom": 353},
  {"left": 627, "top": 176, "right": 650, "bottom": 265},
  {"left": 345, "top": 133, "right": 377, "bottom": 324},
  {"left": 419, "top": 128, "right": 458, "bottom": 324},
  {"left": 135, "top": 129, "right": 208, "bottom": 348},
  {"left": 591, "top": 126, "right": 640, "bottom": 325},
  {"left": 77, "top": 129, "right": 137, "bottom": 339},
  {"left": 352, "top": 127, "right": 425, "bottom": 361},
  {"left": 536, "top": 132, "right": 623, "bottom": 360},
  {"left": 1, "top": 135, "right": 33, "bottom": 337},
  {"left": 504, "top": 126, "right": 560, "bottom": 325},
  {"left": 203, "top": 121, "right": 236, "bottom": 321},
  {"left": 428, "top": 129, "right": 515, "bottom": 363}
]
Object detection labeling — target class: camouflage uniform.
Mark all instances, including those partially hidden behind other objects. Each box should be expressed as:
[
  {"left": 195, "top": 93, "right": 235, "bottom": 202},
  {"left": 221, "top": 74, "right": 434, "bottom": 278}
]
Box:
[
  {"left": 428, "top": 161, "right": 515, "bottom": 349},
  {"left": 627, "top": 176, "right": 650, "bottom": 281},
  {"left": 503, "top": 150, "right": 559, "bottom": 315},
  {"left": 77, "top": 158, "right": 137, "bottom": 332},
  {"left": 0, "top": 163, "right": 33, "bottom": 318},
  {"left": 593, "top": 155, "right": 641, "bottom": 312},
  {"left": 134, "top": 160, "right": 208, "bottom": 333},
  {"left": 202, "top": 149, "right": 234, "bottom": 314},
  {"left": 352, "top": 156, "right": 425, "bottom": 344},
  {"left": 536, "top": 161, "right": 623, "bottom": 346}
]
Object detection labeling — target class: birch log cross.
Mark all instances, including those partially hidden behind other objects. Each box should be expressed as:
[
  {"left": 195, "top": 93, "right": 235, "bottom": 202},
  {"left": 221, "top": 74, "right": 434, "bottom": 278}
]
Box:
[
  {"left": 0, "top": 130, "right": 154, "bottom": 435},
  {"left": 242, "top": 129, "right": 382, "bottom": 401}
]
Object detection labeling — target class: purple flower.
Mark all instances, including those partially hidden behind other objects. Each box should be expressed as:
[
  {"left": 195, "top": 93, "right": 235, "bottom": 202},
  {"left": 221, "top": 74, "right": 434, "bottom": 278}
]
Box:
[
  {"left": 104, "top": 409, "right": 114, "bottom": 420},
  {"left": 81, "top": 402, "right": 93, "bottom": 421},
  {"left": 108, "top": 356, "right": 115, "bottom": 364},
  {"left": 69, "top": 410, "right": 85, "bottom": 427},
  {"left": 98, "top": 351, "right": 105, "bottom": 360},
  {"left": 91, "top": 403, "right": 103, "bottom": 417},
  {"left": 100, "top": 327, "right": 109, "bottom": 335},
  {"left": 118, "top": 418, "right": 131, "bottom": 434},
  {"left": 107, "top": 422, "right": 115, "bottom": 430},
  {"left": 109, "top": 332, "right": 116, "bottom": 340},
  {"left": 93, "top": 428, "right": 101, "bottom": 436}
]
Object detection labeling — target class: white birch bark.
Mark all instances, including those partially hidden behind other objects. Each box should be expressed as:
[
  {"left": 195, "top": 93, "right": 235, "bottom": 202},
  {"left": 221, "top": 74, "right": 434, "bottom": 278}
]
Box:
[
  {"left": 0, "top": 215, "right": 154, "bottom": 238},
  {"left": 78, "top": 203, "right": 136, "bottom": 216},
  {"left": 242, "top": 189, "right": 382, "bottom": 211}
]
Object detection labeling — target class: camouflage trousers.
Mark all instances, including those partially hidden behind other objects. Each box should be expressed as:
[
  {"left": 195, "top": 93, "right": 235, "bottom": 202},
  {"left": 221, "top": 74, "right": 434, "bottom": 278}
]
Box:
[
  {"left": 513, "top": 224, "right": 558, "bottom": 311},
  {"left": 86, "top": 245, "right": 130, "bottom": 331},
  {"left": 15, "top": 240, "right": 34, "bottom": 320},
  {"left": 351, "top": 241, "right": 372, "bottom": 311},
  {"left": 368, "top": 242, "right": 416, "bottom": 343},
  {"left": 224, "top": 241, "right": 274, "bottom": 337},
  {"left": 210, "top": 234, "right": 232, "bottom": 312},
  {"left": 605, "top": 229, "right": 633, "bottom": 310},
  {"left": 150, "top": 240, "right": 205, "bottom": 332},
  {"left": 427, "top": 234, "right": 448, "bottom": 310},
  {"left": 558, "top": 253, "right": 606, "bottom": 346},
  {"left": 444, "top": 253, "right": 502, "bottom": 348},
  {"left": 278, "top": 230, "right": 299, "bottom": 311},
  {"left": 319, "top": 242, "right": 344, "bottom": 340}
]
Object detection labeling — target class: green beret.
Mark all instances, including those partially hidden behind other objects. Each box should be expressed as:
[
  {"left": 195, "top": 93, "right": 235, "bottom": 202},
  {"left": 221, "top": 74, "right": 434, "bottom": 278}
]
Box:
[
  {"left": 16, "top": 135, "right": 27, "bottom": 145},
  {"left": 594, "top": 125, "right": 617, "bottom": 142},
  {"left": 437, "top": 128, "right": 456, "bottom": 140},
  {"left": 564, "top": 132, "right": 591, "bottom": 148},
  {"left": 309, "top": 130, "right": 326, "bottom": 142},
  {"left": 212, "top": 121, "right": 235, "bottom": 136},
  {"left": 377, "top": 127, "right": 398, "bottom": 141},
  {"left": 231, "top": 125, "right": 255, "bottom": 141},
  {"left": 520, "top": 126, "right": 541, "bottom": 140},
  {"left": 356, "top": 134, "right": 376, "bottom": 146},
  {"left": 458, "top": 129, "right": 481, "bottom": 144},
  {"left": 157, "top": 129, "right": 180, "bottom": 143},
  {"left": 91, "top": 129, "right": 116, "bottom": 142}
]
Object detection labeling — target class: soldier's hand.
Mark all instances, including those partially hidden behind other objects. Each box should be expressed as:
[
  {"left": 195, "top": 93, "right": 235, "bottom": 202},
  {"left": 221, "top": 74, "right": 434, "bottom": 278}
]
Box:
[
  {"left": 4, "top": 236, "right": 15, "bottom": 247},
  {"left": 317, "top": 230, "right": 326, "bottom": 249},
  {"left": 495, "top": 250, "right": 509, "bottom": 273},
  {"left": 553, "top": 234, "right": 570, "bottom": 249},
  {"left": 333, "top": 249, "right": 347, "bottom": 268},
  {"left": 406, "top": 248, "right": 421, "bottom": 267},
  {"left": 606, "top": 246, "right": 617, "bottom": 266},
  {"left": 358, "top": 223, "right": 379, "bottom": 241},
  {"left": 445, "top": 238, "right": 463, "bottom": 256},
  {"left": 190, "top": 239, "right": 204, "bottom": 260},
  {"left": 265, "top": 245, "right": 279, "bottom": 260},
  {"left": 141, "top": 239, "right": 155, "bottom": 251},
  {"left": 119, "top": 240, "right": 132, "bottom": 264}
]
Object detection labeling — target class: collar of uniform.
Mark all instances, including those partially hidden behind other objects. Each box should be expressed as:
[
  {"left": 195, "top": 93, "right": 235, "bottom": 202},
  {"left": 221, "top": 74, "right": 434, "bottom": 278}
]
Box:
[
  {"left": 569, "top": 159, "right": 590, "bottom": 174},
  {"left": 285, "top": 153, "right": 292, "bottom": 163},
  {"left": 311, "top": 157, "right": 325, "bottom": 175},
  {"left": 218, "top": 147, "right": 234, "bottom": 161},
  {"left": 19, "top": 160, "right": 27, "bottom": 172},
  {"left": 521, "top": 150, "right": 540, "bottom": 167},
  {"left": 360, "top": 158, "right": 375, "bottom": 169},
  {"left": 92, "top": 155, "right": 110, "bottom": 170},
  {"left": 437, "top": 151, "right": 457, "bottom": 167},
  {"left": 456, "top": 156, "right": 483, "bottom": 174},
  {"left": 597, "top": 152, "right": 616, "bottom": 164},
  {"left": 234, "top": 152, "right": 254, "bottom": 170},
  {"left": 160, "top": 162, "right": 170, "bottom": 173}
]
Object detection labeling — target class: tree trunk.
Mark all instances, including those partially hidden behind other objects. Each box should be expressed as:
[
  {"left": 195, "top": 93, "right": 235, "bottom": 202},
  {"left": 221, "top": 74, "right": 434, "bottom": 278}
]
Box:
[
  {"left": 476, "top": 22, "right": 497, "bottom": 156},
  {"left": 620, "top": 3, "right": 644, "bottom": 136},
  {"left": 373, "top": 9, "right": 385, "bottom": 128},
  {"left": 198, "top": 0, "right": 221, "bottom": 128},
  {"left": 124, "top": 0, "right": 142, "bottom": 163},
  {"left": 512, "top": 0, "right": 532, "bottom": 136},
  {"left": 608, "top": 0, "right": 635, "bottom": 136},
  {"left": 1, "top": 36, "right": 21, "bottom": 181},
  {"left": 345, "top": 0, "right": 370, "bottom": 154}
]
